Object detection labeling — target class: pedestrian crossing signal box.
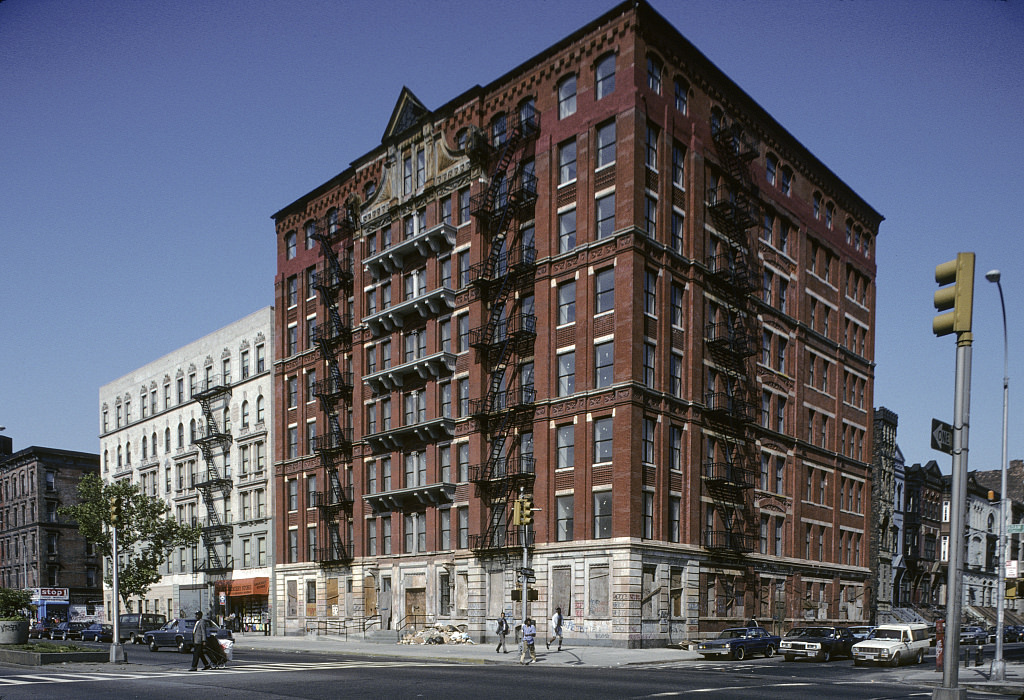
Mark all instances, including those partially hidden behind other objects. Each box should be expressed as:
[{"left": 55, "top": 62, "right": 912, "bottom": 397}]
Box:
[{"left": 511, "top": 588, "right": 539, "bottom": 601}]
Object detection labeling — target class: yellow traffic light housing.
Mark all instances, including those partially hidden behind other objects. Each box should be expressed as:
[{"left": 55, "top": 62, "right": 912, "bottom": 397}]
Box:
[
  {"left": 511, "top": 498, "right": 522, "bottom": 525},
  {"left": 933, "top": 252, "right": 975, "bottom": 336},
  {"left": 110, "top": 496, "right": 124, "bottom": 528},
  {"left": 520, "top": 495, "right": 534, "bottom": 526}
]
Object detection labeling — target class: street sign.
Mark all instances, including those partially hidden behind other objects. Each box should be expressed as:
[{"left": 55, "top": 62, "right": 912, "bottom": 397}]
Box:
[
  {"left": 1007, "top": 560, "right": 1019, "bottom": 578},
  {"left": 931, "top": 418, "right": 953, "bottom": 455},
  {"left": 1009, "top": 524, "right": 1024, "bottom": 534}
]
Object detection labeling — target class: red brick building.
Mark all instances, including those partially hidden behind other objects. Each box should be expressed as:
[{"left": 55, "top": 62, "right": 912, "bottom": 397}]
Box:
[{"left": 271, "top": 0, "right": 881, "bottom": 645}]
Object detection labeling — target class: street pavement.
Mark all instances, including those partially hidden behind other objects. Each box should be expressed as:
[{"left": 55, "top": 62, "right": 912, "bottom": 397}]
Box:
[{"left": 229, "top": 631, "right": 1024, "bottom": 696}]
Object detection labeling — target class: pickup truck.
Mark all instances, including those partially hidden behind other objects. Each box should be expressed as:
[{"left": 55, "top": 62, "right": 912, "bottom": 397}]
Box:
[
  {"left": 696, "top": 626, "right": 781, "bottom": 660},
  {"left": 779, "top": 625, "right": 855, "bottom": 662}
]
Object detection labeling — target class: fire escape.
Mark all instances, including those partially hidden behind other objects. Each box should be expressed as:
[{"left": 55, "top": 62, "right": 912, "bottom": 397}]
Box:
[
  {"left": 192, "top": 374, "right": 233, "bottom": 574},
  {"left": 309, "top": 206, "right": 356, "bottom": 566},
  {"left": 702, "top": 118, "right": 761, "bottom": 557},
  {"left": 466, "top": 109, "right": 539, "bottom": 556}
]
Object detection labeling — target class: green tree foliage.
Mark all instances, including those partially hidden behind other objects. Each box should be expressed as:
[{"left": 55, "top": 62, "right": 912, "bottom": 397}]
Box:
[
  {"left": 0, "top": 587, "right": 34, "bottom": 619},
  {"left": 58, "top": 473, "right": 201, "bottom": 606}
]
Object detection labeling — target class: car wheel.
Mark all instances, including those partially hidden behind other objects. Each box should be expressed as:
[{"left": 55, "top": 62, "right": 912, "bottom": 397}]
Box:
[
  {"left": 890, "top": 652, "right": 901, "bottom": 668},
  {"left": 916, "top": 649, "right": 924, "bottom": 664},
  {"left": 820, "top": 649, "right": 831, "bottom": 663},
  {"left": 733, "top": 646, "right": 745, "bottom": 661},
  {"left": 129, "top": 632, "right": 138, "bottom": 644},
  {"left": 176, "top": 637, "right": 187, "bottom": 653},
  {"left": 784, "top": 654, "right": 795, "bottom": 662},
  {"left": 149, "top": 639, "right": 159, "bottom": 652},
  {"left": 764, "top": 645, "right": 775, "bottom": 658}
]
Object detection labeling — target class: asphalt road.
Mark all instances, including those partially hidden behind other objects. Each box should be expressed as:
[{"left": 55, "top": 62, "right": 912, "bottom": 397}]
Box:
[{"left": 0, "top": 645, "right": 1012, "bottom": 700}]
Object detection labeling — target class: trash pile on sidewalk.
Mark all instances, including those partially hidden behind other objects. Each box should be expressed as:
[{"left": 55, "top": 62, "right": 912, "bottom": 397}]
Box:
[{"left": 400, "top": 624, "right": 475, "bottom": 645}]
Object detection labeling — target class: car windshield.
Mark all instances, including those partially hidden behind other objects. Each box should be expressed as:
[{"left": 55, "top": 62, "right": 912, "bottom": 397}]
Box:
[
  {"left": 873, "top": 628, "right": 903, "bottom": 640},
  {"left": 717, "top": 629, "right": 745, "bottom": 639}
]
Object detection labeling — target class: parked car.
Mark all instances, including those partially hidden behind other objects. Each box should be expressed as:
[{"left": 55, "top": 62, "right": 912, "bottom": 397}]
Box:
[
  {"left": 696, "top": 627, "right": 780, "bottom": 660},
  {"left": 29, "top": 621, "right": 54, "bottom": 639},
  {"left": 847, "top": 625, "right": 876, "bottom": 641},
  {"left": 779, "top": 626, "right": 855, "bottom": 662},
  {"left": 959, "top": 626, "right": 987, "bottom": 645},
  {"left": 143, "top": 618, "right": 233, "bottom": 653},
  {"left": 81, "top": 622, "right": 114, "bottom": 643},
  {"left": 49, "top": 621, "right": 92, "bottom": 641},
  {"left": 853, "top": 623, "right": 930, "bottom": 667},
  {"left": 118, "top": 613, "right": 167, "bottom": 644}
]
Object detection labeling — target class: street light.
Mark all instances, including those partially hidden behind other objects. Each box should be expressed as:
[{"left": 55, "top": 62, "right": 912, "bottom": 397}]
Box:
[{"left": 985, "top": 268, "right": 1009, "bottom": 681}]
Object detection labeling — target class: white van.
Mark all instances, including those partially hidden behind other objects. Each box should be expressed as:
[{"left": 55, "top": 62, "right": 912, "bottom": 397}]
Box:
[{"left": 852, "top": 623, "right": 930, "bottom": 667}]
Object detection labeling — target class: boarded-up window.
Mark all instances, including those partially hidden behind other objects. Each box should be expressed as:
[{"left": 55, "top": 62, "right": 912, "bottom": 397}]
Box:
[
  {"left": 326, "top": 578, "right": 339, "bottom": 617},
  {"left": 456, "top": 572, "right": 469, "bottom": 615},
  {"left": 286, "top": 580, "right": 298, "bottom": 618},
  {"left": 642, "top": 566, "right": 658, "bottom": 618},
  {"left": 588, "top": 564, "right": 609, "bottom": 617},
  {"left": 551, "top": 566, "right": 571, "bottom": 619},
  {"left": 488, "top": 571, "right": 504, "bottom": 618},
  {"left": 670, "top": 568, "right": 683, "bottom": 618},
  {"left": 306, "top": 579, "right": 317, "bottom": 618}
]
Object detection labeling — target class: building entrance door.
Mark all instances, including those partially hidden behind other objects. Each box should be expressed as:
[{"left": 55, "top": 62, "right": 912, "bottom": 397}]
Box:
[{"left": 405, "top": 588, "right": 426, "bottom": 628}]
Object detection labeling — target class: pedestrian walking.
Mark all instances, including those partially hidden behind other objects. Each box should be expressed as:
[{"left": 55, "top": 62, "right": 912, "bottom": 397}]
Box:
[
  {"left": 496, "top": 612, "right": 510, "bottom": 653},
  {"left": 520, "top": 618, "right": 537, "bottom": 664},
  {"left": 189, "top": 611, "right": 213, "bottom": 671},
  {"left": 547, "top": 607, "right": 564, "bottom": 651}
]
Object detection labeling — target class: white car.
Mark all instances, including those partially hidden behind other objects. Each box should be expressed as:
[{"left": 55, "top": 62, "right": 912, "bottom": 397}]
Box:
[{"left": 852, "top": 623, "right": 930, "bottom": 667}]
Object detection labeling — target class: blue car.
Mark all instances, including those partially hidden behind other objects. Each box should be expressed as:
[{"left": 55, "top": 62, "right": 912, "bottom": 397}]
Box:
[
  {"left": 143, "top": 618, "right": 232, "bottom": 653},
  {"left": 81, "top": 622, "right": 113, "bottom": 642}
]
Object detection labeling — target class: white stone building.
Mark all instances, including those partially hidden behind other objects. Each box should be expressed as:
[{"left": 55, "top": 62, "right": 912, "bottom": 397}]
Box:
[{"left": 98, "top": 307, "right": 274, "bottom": 631}]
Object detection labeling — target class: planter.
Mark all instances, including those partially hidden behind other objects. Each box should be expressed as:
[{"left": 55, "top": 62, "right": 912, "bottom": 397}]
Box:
[
  {"left": 0, "top": 648, "right": 109, "bottom": 666},
  {"left": 0, "top": 620, "right": 29, "bottom": 645}
]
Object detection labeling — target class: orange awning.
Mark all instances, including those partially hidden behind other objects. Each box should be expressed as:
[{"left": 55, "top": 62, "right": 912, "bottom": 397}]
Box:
[{"left": 214, "top": 577, "right": 269, "bottom": 597}]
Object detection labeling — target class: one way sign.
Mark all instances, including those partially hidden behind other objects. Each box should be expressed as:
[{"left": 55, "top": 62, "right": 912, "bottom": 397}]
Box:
[{"left": 931, "top": 419, "right": 953, "bottom": 455}]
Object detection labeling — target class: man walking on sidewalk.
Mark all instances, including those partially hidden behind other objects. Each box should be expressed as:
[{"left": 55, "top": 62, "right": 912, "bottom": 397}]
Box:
[
  {"left": 496, "top": 612, "right": 510, "bottom": 653},
  {"left": 547, "top": 607, "right": 563, "bottom": 651},
  {"left": 520, "top": 618, "right": 537, "bottom": 664}
]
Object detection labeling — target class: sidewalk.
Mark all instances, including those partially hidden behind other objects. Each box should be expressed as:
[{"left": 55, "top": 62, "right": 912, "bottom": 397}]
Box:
[{"left": 231, "top": 632, "right": 1024, "bottom": 694}]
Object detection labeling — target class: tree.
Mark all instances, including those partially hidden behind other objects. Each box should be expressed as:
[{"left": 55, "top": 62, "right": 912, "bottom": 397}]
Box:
[
  {"left": 59, "top": 473, "right": 201, "bottom": 607},
  {"left": 0, "top": 587, "right": 33, "bottom": 620}
]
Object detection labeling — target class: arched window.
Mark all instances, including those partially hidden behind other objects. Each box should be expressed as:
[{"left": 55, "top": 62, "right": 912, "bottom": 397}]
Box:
[
  {"left": 646, "top": 55, "right": 663, "bottom": 94},
  {"left": 165, "top": 427, "right": 171, "bottom": 452},
  {"left": 595, "top": 54, "right": 615, "bottom": 99},
  {"left": 152, "top": 431, "right": 158, "bottom": 455},
  {"left": 117, "top": 446, "right": 122, "bottom": 467},
  {"left": 557, "top": 74, "right": 577, "bottom": 119},
  {"left": 304, "top": 220, "right": 316, "bottom": 250},
  {"left": 674, "top": 78, "right": 689, "bottom": 114},
  {"left": 103, "top": 450, "right": 109, "bottom": 472},
  {"left": 326, "top": 208, "right": 338, "bottom": 235},
  {"left": 189, "top": 418, "right": 197, "bottom": 442},
  {"left": 241, "top": 401, "right": 250, "bottom": 428},
  {"left": 125, "top": 442, "right": 131, "bottom": 464},
  {"left": 491, "top": 113, "right": 507, "bottom": 146},
  {"left": 518, "top": 97, "right": 536, "bottom": 129},
  {"left": 256, "top": 395, "right": 265, "bottom": 423},
  {"left": 142, "top": 436, "right": 148, "bottom": 460},
  {"left": 177, "top": 422, "right": 184, "bottom": 448},
  {"left": 766, "top": 154, "right": 778, "bottom": 186},
  {"left": 284, "top": 231, "right": 297, "bottom": 260}
]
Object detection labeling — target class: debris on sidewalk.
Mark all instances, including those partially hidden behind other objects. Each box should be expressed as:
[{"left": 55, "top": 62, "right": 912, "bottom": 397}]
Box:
[{"left": 399, "top": 623, "right": 476, "bottom": 645}]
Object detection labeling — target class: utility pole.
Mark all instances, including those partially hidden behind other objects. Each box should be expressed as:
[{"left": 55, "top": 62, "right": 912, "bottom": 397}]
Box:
[
  {"left": 931, "top": 253, "right": 975, "bottom": 700},
  {"left": 109, "top": 497, "right": 125, "bottom": 663}
]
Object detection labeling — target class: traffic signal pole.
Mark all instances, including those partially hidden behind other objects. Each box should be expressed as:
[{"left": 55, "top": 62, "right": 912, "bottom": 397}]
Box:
[
  {"left": 109, "top": 521, "right": 125, "bottom": 663},
  {"left": 932, "top": 253, "right": 975, "bottom": 700}
]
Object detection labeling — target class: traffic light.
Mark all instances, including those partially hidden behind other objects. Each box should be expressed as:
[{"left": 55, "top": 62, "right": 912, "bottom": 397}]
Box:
[
  {"left": 1007, "top": 579, "right": 1018, "bottom": 599},
  {"left": 933, "top": 252, "right": 975, "bottom": 336},
  {"left": 511, "top": 498, "right": 523, "bottom": 526},
  {"left": 110, "top": 496, "right": 124, "bottom": 527},
  {"left": 520, "top": 495, "right": 534, "bottom": 526}
]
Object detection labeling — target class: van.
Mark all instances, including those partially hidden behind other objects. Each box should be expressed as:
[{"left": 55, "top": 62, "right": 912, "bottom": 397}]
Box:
[
  {"left": 118, "top": 613, "right": 168, "bottom": 644},
  {"left": 852, "top": 623, "right": 930, "bottom": 667}
]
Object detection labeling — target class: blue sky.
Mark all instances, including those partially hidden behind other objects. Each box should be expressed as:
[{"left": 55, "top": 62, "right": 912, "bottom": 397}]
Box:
[{"left": 2, "top": 0, "right": 1022, "bottom": 475}]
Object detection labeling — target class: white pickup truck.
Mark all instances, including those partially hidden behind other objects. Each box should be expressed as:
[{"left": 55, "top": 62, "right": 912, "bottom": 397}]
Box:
[{"left": 851, "top": 623, "right": 930, "bottom": 667}]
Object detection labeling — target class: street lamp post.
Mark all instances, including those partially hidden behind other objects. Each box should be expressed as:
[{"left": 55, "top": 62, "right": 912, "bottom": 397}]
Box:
[{"left": 986, "top": 269, "right": 1009, "bottom": 681}]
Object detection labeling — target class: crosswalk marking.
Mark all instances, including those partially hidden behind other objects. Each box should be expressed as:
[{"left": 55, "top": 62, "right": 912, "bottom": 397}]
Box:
[{"left": 0, "top": 659, "right": 448, "bottom": 687}]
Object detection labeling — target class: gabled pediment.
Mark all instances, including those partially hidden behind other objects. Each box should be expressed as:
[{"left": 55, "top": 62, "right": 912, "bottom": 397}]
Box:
[{"left": 382, "top": 87, "right": 429, "bottom": 142}]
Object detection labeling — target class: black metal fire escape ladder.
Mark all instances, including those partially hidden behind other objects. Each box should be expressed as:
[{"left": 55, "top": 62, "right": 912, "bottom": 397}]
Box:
[{"left": 192, "top": 377, "right": 233, "bottom": 572}]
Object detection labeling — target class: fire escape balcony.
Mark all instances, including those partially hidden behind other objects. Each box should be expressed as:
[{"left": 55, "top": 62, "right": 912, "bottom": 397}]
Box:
[
  {"left": 469, "top": 172, "right": 539, "bottom": 224},
  {"left": 364, "top": 287, "right": 456, "bottom": 337},
  {"left": 312, "top": 258, "right": 355, "bottom": 300},
  {"left": 195, "top": 555, "right": 234, "bottom": 574},
  {"left": 311, "top": 429, "right": 353, "bottom": 458},
  {"left": 702, "top": 529, "right": 756, "bottom": 553},
  {"left": 711, "top": 123, "right": 760, "bottom": 162},
  {"left": 193, "top": 470, "right": 232, "bottom": 491},
  {"left": 704, "top": 322, "right": 756, "bottom": 358},
  {"left": 311, "top": 486, "right": 353, "bottom": 515},
  {"left": 704, "top": 392, "right": 757, "bottom": 424},
  {"left": 469, "top": 314, "right": 537, "bottom": 364},
  {"left": 364, "top": 417, "right": 454, "bottom": 452},
  {"left": 311, "top": 372, "right": 354, "bottom": 404},
  {"left": 706, "top": 253, "right": 758, "bottom": 296},
  {"left": 469, "top": 456, "right": 536, "bottom": 485},
  {"left": 467, "top": 246, "right": 537, "bottom": 296},
  {"left": 197, "top": 515, "right": 233, "bottom": 539},
  {"left": 363, "top": 481, "right": 456, "bottom": 515},
  {"left": 193, "top": 375, "right": 232, "bottom": 403},
  {"left": 314, "top": 543, "right": 354, "bottom": 566},
  {"left": 364, "top": 351, "right": 456, "bottom": 394},
  {"left": 312, "top": 314, "right": 353, "bottom": 351},
  {"left": 469, "top": 525, "right": 534, "bottom": 554},
  {"left": 364, "top": 223, "right": 457, "bottom": 278},
  {"left": 469, "top": 388, "right": 536, "bottom": 422},
  {"left": 706, "top": 185, "right": 758, "bottom": 237},
  {"left": 702, "top": 460, "right": 755, "bottom": 491}
]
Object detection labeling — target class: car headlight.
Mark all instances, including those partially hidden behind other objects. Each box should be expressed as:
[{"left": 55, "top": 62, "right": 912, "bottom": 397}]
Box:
[
  {"left": 807, "top": 643, "right": 820, "bottom": 650},
  {"left": 723, "top": 643, "right": 731, "bottom": 649}
]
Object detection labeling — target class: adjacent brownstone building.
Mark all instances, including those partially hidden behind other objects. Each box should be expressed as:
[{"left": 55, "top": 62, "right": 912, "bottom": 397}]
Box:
[
  {"left": 0, "top": 440, "right": 102, "bottom": 621},
  {"left": 271, "top": 0, "right": 881, "bottom": 644}
]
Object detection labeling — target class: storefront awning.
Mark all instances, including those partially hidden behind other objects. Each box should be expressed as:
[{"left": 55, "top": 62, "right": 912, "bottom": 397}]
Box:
[{"left": 214, "top": 577, "right": 269, "bottom": 597}]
